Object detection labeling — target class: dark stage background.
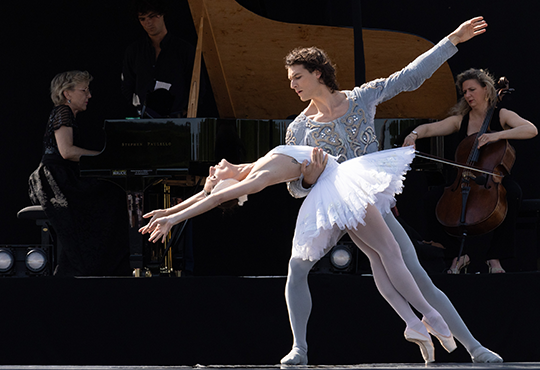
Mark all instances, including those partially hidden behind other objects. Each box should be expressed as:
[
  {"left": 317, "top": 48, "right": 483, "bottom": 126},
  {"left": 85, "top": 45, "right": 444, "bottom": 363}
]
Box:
[
  {"left": 1, "top": 1, "right": 539, "bottom": 273},
  {"left": 1, "top": 0, "right": 540, "bottom": 366}
]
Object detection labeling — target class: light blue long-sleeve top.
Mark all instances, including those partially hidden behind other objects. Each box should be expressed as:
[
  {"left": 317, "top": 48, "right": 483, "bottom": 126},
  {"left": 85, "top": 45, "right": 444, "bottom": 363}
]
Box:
[{"left": 286, "top": 36, "right": 458, "bottom": 198}]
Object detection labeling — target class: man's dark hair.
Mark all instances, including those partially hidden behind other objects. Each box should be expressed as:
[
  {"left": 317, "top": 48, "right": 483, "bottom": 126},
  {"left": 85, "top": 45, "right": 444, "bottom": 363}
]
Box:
[
  {"left": 285, "top": 46, "right": 339, "bottom": 93},
  {"left": 133, "top": 0, "right": 168, "bottom": 16}
]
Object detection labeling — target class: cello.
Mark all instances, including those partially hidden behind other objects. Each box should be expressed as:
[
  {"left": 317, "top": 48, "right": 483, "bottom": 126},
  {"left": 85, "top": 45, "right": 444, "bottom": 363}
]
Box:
[{"left": 435, "top": 77, "right": 515, "bottom": 238}]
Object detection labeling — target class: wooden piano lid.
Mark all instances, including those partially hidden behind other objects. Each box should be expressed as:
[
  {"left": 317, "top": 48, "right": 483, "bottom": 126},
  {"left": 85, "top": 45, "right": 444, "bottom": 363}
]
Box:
[{"left": 187, "top": 0, "right": 456, "bottom": 120}]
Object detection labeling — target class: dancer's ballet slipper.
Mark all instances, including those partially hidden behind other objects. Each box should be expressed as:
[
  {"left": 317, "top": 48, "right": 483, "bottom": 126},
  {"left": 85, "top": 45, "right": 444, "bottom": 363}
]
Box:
[
  {"left": 471, "top": 346, "right": 503, "bottom": 363},
  {"left": 422, "top": 317, "right": 457, "bottom": 353},
  {"left": 404, "top": 328, "right": 435, "bottom": 363},
  {"left": 280, "top": 348, "right": 308, "bottom": 365}
]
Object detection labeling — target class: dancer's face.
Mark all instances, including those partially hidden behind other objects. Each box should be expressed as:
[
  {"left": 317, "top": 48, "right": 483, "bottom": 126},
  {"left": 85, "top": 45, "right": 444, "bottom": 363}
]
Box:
[
  {"left": 288, "top": 64, "right": 322, "bottom": 102},
  {"left": 206, "top": 159, "right": 236, "bottom": 191}
]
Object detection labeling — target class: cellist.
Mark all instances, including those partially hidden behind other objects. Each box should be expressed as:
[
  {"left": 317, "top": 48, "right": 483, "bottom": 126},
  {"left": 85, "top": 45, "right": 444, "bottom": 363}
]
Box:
[{"left": 403, "top": 68, "right": 537, "bottom": 274}]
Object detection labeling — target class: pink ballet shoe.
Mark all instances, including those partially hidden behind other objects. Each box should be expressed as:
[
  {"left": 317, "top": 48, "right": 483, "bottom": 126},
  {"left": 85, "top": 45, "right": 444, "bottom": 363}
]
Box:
[
  {"left": 404, "top": 327, "right": 435, "bottom": 363},
  {"left": 422, "top": 317, "right": 457, "bottom": 353}
]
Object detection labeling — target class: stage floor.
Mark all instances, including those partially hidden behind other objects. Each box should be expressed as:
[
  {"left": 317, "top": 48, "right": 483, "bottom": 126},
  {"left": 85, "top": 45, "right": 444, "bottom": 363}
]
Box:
[
  {"left": 1, "top": 274, "right": 539, "bottom": 366},
  {"left": 2, "top": 364, "right": 540, "bottom": 370}
]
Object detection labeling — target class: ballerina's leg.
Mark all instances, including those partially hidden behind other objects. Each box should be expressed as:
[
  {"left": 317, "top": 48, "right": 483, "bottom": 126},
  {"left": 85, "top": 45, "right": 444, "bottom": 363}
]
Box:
[
  {"left": 347, "top": 205, "right": 452, "bottom": 339},
  {"left": 347, "top": 221, "right": 436, "bottom": 362}
]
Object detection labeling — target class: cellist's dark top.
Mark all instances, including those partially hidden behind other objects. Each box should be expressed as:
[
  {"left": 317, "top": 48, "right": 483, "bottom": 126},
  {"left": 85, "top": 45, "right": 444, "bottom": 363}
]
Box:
[{"left": 458, "top": 106, "right": 503, "bottom": 141}]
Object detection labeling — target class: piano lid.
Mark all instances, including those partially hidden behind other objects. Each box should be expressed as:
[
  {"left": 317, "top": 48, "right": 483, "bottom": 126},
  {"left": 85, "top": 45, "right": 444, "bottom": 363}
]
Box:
[{"left": 186, "top": 0, "right": 456, "bottom": 120}]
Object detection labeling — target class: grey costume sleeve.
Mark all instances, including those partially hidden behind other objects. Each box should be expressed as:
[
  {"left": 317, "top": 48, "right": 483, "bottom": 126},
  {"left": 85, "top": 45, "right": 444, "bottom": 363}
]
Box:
[
  {"left": 285, "top": 122, "right": 312, "bottom": 199},
  {"left": 363, "top": 37, "right": 458, "bottom": 106}
]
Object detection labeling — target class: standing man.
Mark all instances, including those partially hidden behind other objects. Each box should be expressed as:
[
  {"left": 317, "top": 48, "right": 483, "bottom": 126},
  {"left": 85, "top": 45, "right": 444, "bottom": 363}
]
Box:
[
  {"left": 282, "top": 16, "right": 503, "bottom": 364},
  {"left": 121, "top": 0, "right": 197, "bottom": 117}
]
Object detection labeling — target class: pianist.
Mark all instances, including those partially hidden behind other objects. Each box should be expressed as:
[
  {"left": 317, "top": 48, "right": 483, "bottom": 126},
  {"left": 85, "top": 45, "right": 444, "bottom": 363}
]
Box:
[{"left": 28, "top": 70, "right": 131, "bottom": 277}]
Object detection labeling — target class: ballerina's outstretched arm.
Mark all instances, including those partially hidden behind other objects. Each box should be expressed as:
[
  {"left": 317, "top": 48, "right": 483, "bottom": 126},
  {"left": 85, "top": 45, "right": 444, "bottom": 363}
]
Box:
[
  {"left": 139, "top": 162, "right": 256, "bottom": 233},
  {"left": 141, "top": 174, "right": 265, "bottom": 243},
  {"left": 140, "top": 149, "right": 326, "bottom": 243}
]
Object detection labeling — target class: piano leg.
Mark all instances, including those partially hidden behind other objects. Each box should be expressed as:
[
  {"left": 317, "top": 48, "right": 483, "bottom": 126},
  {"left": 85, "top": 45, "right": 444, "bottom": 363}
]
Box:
[
  {"left": 161, "top": 183, "right": 174, "bottom": 275},
  {"left": 127, "top": 183, "right": 189, "bottom": 277},
  {"left": 127, "top": 191, "right": 145, "bottom": 275}
]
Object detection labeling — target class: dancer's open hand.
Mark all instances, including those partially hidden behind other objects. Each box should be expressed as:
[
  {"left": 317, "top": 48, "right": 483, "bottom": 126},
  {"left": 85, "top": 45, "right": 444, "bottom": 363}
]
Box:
[
  {"left": 147, "top": 217, "right": 174, "bottom": 244},
  {"left": 139, "top": 209, "right": 167, "bottom": 234},
  {"left": 448, "top": 16, "right": 487, "bottom": 45}
]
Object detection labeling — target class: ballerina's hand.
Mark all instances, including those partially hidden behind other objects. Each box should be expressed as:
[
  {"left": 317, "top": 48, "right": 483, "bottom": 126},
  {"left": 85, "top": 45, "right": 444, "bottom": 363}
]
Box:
[
  {"left": 147, "top": 217, "right": 173, "bottom": 244},
  {"left": 139, "top": 209, "right": 167, "bottom": 234}
]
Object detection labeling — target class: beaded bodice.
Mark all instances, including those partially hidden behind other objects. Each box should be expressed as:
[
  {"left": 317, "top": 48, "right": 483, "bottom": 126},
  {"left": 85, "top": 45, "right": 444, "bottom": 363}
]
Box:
[{"left": 285, "top": 89, "right": 379, "bottom": 163}]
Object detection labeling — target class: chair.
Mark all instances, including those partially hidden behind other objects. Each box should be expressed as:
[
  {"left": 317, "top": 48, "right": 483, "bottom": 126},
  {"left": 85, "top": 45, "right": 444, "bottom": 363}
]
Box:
[
  {"left": 17, "top": 205, "right": 60, "bottom": 269},
  {"left": 17, "top": 205, "right": 54, "bottom": 248}
]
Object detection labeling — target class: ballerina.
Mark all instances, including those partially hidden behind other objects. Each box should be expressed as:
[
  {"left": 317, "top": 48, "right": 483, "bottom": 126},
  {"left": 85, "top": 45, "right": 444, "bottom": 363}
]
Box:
[{"left": 140, "top": 145, "right": 456, "bottom": 363}]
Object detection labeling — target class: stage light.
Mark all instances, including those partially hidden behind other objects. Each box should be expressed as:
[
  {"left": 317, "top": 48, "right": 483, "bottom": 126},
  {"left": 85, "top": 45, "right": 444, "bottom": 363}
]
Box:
[
  {"left": 0, "top": 248, "right": 15, "bottom": 273},
  {"left": 25, "top": 249, "right": 47, "bottom": 273},
  {"left": 0, "top": 245, "right": 51, "bottom": 277},
  {"left": 330, "top": 244, "right": 353, "bottom": 270},
  {"left": 312, "top": 238, "right": 371, "bottom": 274}
]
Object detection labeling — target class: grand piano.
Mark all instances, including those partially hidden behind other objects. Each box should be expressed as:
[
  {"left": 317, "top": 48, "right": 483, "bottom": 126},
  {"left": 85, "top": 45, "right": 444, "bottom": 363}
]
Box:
[
  {"left": 80, "top": 0, "right": 457, "bottom": 276},
  {"left": 80, "top": 117, "right": 289, "bottom": 275}
]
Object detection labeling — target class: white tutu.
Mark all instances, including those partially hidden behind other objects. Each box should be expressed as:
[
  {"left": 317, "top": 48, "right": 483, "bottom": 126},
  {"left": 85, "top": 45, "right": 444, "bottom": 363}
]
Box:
[{"left": 269, "top": 145, "right": 415, "bottom": 261}]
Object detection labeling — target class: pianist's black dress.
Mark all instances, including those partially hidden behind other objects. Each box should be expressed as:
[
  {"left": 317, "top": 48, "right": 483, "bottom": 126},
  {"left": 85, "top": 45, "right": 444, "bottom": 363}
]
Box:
[{"left": 29, "top": 105, "right": 131, "bottom": 277}]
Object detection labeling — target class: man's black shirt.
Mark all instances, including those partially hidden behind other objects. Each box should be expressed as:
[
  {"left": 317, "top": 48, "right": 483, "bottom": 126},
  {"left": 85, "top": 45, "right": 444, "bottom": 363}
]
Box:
[{"left": 122, "top": 32, "right": 195, "bottom": 117}]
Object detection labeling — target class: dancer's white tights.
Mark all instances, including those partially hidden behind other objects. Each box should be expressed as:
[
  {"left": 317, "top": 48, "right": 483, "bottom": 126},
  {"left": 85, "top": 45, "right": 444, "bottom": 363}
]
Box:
[{"left": 284, "top": 209, "right": 482, "bottom": 358}]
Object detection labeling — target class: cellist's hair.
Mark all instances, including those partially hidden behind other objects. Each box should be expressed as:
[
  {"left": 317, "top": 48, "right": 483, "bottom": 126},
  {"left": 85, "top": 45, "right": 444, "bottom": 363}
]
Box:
[{"left": 449, "top": 68, "right": 497, "bottom": 117}]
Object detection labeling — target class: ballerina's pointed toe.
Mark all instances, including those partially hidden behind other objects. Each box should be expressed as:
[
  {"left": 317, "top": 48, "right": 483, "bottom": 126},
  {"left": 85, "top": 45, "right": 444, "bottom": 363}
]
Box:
[
  {"left": 404, "top": 328, "right": 435, "bottom": 363},
  {"left": 422, "top": 317, "right": 457, "bottom": 353}
]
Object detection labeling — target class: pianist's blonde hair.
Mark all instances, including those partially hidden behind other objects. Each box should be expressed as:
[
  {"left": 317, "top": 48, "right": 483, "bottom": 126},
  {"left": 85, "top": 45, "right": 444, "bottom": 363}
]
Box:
[{"left": 50, "top": 70, "right": 93, "bottom": 106}]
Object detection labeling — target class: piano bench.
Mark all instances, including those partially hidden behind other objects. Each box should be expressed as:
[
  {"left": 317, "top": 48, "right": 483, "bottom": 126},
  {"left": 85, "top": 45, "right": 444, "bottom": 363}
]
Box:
[{"left": 17, "top": 205, "right": 55, "bottom": 248}]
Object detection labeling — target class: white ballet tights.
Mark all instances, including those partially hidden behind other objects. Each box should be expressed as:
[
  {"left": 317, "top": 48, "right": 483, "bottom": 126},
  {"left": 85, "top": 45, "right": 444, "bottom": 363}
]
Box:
[
  {"left": 346, "top": 206, "right": 448, "bottom": 333},
  {"left": 282, "top": 211, "right": 502, "bottom": 363}
]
